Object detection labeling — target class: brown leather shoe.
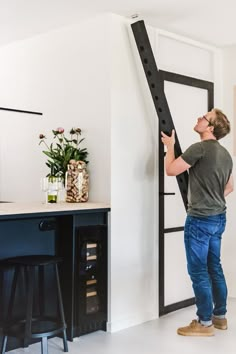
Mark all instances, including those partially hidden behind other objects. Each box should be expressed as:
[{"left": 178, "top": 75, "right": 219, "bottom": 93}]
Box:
[
  {"left": 212, "top": 316, "right": 228, "bottom": 330},
  {"left": 177, "top": 320, "right": 214, "bottom": 336}
]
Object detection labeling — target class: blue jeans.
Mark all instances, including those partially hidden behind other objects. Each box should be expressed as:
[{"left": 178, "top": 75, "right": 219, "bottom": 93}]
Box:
[{"left": 184, "top": 213, "right": 227, "bottom": 322}]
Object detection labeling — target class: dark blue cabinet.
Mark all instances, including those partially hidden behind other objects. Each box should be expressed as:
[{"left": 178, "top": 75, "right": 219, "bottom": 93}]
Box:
[{"left": 0, "top": 206, "right": 110, "bottom": 350}]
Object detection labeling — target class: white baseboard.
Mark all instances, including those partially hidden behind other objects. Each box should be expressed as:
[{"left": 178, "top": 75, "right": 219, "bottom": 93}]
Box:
[{"left": 107, "top": 311, "right": 157, "bottom": 333}]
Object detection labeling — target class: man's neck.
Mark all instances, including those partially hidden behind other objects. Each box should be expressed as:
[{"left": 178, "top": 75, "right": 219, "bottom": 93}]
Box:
[{"left": 200, "top": 132, "right": 217, "bottom": 141}]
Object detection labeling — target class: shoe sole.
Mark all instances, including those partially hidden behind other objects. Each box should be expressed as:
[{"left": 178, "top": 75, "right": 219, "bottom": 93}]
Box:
[
  {"left": 213, "top": 324, "right": 227, "bottom": 330},
  {"left": 177, "top": 329, "right": 214, "bottom": 336}
]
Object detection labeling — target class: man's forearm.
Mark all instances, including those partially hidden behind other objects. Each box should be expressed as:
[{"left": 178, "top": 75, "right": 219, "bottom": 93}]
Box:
[
  {"left": 165, "top": 146, "right": 175, "bottom": 174},
  {"left": 224, "top": 174, "right": 234, "bottom": 197},
  {"left": 224, "top": 185, "right": 233, "bottom": 197}
]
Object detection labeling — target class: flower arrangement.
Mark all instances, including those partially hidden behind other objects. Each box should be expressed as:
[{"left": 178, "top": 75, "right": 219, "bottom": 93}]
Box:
[{"left": 39, "top": 127, "right": 89, "bottom": 179}]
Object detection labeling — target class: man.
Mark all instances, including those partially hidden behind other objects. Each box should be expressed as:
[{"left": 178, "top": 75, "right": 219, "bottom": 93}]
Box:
[{"left": 161, "top": 108, "right": 233, "bottom": 336}]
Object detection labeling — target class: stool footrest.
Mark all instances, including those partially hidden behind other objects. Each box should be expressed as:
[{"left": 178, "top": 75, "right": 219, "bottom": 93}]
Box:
[{"left": 4, "top": 317, "right": 67, "bottom": 339}]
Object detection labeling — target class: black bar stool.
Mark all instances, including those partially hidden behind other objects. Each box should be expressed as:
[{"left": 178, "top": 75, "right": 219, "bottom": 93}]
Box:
[{"left": 1, "top": 255, "right": 68, "bottom": 354}]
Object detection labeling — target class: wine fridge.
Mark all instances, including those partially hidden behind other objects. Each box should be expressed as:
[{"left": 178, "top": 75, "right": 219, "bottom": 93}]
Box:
[{"left": 74, "top": 225, "right": 107, "bottom": 336}]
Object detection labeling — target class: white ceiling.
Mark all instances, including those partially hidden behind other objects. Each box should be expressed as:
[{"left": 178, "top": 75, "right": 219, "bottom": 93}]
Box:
[{"left": 1, "top": 0, "right": 236, "bottom": 48}]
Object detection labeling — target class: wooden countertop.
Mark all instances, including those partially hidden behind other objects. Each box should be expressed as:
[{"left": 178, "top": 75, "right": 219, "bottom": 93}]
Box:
[{"left": 0, "top": 201, "right": 110, "bottom": 219}]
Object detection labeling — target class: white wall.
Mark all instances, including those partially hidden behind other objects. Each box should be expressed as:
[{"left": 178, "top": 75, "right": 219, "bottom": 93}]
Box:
[
  {"left": 109, "top": 15, "right": 158, "bottom": 331},
  {"left": 222, "top": 46, "right": 236, "bottom": 297},
  {"left": 0, "top": 14, "right": 111, "bottom": 203}
]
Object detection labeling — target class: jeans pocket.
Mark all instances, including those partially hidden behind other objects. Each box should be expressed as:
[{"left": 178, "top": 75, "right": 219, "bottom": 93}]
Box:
[{"left": 186, "top": 218, "right": 211, "bottom": 246}]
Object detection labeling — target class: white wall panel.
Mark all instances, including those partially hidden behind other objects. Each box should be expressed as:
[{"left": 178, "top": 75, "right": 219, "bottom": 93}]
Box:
[
  {"left": 164, "top": 231, "right": 193, "bottom": 305},
  {"left": 163, "top": 81, "right": 208, "bottom": 229},
  {"left": 164, "top": 81, "right": 208, "bottom": 151},
  {"left": 221, "top": 46, "right": 236, "bottom": 298},
  {"left": 164, "top": 177, "right": 186, "bottom": 228},
  {"left": 157, "top": 35, "right": 214, "bottom": 81}
]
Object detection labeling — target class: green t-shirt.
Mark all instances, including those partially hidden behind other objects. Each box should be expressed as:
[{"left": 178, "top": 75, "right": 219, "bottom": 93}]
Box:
[{"left": 181, "top": 140, "right": 233, "bottom": 216}]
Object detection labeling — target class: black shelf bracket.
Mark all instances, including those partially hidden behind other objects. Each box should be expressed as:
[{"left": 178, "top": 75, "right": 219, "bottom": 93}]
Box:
[
  {"left": 131, "top": 20, "right": 188, "bottom": 209},
  {"left": 0, "top": 107, "right": 43, "bottom": 116}
]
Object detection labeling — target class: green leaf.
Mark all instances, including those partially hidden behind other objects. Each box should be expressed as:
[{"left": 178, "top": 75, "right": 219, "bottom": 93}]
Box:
[{"left": 78, "top": 138, "right": 85, "bottom": 145}]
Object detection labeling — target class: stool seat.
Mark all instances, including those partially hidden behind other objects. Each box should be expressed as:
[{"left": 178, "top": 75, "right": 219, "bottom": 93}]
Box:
[
  {"left": 5, "top": 255, "right": 63, "bottom": 266},
  {"left": 0, "top": 260, "right": 14, "bottom": 270},
  {"left": 5, "top": 316, "right": 65, "bottom": 338},
  {"left": 1, "top": 255, "right": 68, "bottom": 354}
]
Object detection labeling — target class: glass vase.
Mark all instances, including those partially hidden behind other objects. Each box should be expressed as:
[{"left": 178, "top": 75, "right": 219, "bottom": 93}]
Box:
[
  {"left": 41, "top": 176, "right": 62, "bottom": 203},
  {"left": 65, "top": 160, "right": 89, "bottom": 202}
]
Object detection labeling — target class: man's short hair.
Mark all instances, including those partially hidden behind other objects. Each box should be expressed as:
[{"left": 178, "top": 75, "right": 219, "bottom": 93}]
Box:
[{"left": 211, "top": 108, "right": 230, "bottom": 140}]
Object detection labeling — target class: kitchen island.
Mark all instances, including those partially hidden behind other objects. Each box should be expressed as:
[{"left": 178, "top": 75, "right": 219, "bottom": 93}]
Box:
[{"left": 0, "top": 201, "right": 110, "bottom": 350}]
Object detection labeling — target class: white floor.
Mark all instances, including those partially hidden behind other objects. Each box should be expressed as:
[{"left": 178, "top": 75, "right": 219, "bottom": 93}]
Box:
[{"left": 7, "top": 298, "right": 236, "bottom": 354}]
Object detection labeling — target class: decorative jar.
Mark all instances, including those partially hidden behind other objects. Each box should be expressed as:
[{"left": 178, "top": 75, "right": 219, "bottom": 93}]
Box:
[{"left": 65, "top": 160, "right": 89, "bottom": 202}]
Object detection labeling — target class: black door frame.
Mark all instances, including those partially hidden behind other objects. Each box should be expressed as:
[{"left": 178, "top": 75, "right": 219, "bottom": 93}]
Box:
[{"left": 158, "top": 70, "right": 214, "bottom": 316}]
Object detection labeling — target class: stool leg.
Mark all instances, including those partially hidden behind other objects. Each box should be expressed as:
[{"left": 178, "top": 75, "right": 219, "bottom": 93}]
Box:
[
  {"left": 22, "top": 268, "right": 29, "bottom": 349},
  {"left": 41, "top": 337, "right": 48, "bottom": 354},
  {"left": 6, "top": 267, "right": 20, "bottom": 321},
  {"left": 38, "top": 266, "right": 45, "bottom": 317},
  {"left": 55, "top": 264, "right": 68, "bottom": 352},
  {"left": 62, "top": 330, "right": 69, "bottom": 352},
  {"left": 25, "top": 266, "right": 35, "bottom": 339},
  {"left": 0, "top": 335, "right": 7, "bottom": 354},
  {"left": 23, "top": 338, "right": 29, "bottom": 349},
  {"left": 0, "top": 270, "right": 4, "bottom": 323}
]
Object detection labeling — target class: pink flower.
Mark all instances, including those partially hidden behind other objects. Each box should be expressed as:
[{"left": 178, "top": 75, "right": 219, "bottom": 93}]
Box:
[{"left": 56, "top": 127, "right": 64, "bottom": 134}]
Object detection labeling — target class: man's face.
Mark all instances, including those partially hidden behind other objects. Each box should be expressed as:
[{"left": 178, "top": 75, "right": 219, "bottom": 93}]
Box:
[{"left": 194, "top": 109, "right": 216, "bottom": 134}]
